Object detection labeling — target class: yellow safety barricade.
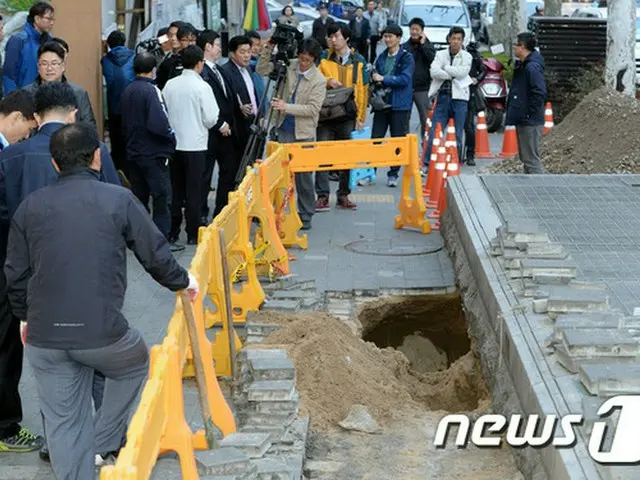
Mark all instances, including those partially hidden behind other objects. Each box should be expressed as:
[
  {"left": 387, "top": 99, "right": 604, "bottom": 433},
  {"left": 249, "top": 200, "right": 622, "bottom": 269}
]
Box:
[
  {"left": 261, "top": 144, "right": 308, "bottom": 250},
  {"left": 101, "top": 227, "right": 236, "bottom": 480},
  {"left": 280, "top": 134, "right": 431, "bottom": 234}
]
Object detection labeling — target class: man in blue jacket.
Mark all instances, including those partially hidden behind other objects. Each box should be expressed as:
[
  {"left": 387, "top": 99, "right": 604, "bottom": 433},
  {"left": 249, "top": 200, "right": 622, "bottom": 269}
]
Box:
[
  {"left": 101, "top": 30, "right": 135, "bottom": 174},
  {"left": 506, "top": 32, "right": 547, "bottom": 174},
  {"left": 121, "top": 52, "right": 182, "bottom": 251},
  {"left": 3, "top": 2, "right": 54, "bottom": 94},
  {"left": 371, "top": 24, "right": 415, "bottom": 187}
]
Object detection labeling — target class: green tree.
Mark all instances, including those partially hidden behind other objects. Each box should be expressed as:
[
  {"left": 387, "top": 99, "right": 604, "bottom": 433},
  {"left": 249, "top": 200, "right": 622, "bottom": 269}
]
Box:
[{"left": 1, "top": 0, "right": 36, "bottom": 15}]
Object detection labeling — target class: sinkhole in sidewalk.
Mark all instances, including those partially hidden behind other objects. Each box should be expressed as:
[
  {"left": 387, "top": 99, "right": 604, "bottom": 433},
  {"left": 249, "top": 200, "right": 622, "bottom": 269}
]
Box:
[{"left": 357, "top": 292, "right": 488, "bottom": 412}]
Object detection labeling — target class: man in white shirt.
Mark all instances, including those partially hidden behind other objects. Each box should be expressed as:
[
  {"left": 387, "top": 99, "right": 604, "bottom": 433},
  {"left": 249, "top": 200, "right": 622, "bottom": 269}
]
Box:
[{"left": 163, "top": 45, "right": 219, "bottom": 245}]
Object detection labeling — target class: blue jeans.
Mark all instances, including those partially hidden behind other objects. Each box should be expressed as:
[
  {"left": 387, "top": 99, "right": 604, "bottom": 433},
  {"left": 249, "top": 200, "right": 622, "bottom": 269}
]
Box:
[{"left": 426, "top": 93, "right": 468, "bottom": 165}]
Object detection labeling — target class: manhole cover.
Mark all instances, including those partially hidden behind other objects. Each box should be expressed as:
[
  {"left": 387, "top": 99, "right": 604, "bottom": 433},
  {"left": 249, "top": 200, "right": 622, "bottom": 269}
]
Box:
[{"left": 343, "top": 238, "right": 444, "bottom": 256}]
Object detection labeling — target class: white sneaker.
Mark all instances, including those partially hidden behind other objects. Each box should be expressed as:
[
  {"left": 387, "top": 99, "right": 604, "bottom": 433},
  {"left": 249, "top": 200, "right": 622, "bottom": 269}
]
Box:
[
  {"left": 357, "top": 177, "right": 372, "bottom": 186},
  {"left": 95, "top": 453, "right": 116, "bottom": 467},
  {"left": 387, "top": 177, "right": 398, "bottom": 188}
]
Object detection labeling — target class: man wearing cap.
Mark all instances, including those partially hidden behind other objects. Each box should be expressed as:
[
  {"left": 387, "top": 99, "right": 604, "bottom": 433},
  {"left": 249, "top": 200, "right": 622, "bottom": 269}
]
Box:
[
  {"left": 370, "top": 24, "right": 415, "bottom": 187},
  {"left": 312, "top": 3, "right": 335, "bottom": 49}
]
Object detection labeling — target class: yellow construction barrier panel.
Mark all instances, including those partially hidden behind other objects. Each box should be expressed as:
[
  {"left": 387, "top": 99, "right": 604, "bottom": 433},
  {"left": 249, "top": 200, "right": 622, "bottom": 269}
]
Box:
[
  {"left": 279, "top": 134, "right": 431, "bottom": 234},
  {"left": 101, "top": 228, "right": 236, "bottom": 480}
]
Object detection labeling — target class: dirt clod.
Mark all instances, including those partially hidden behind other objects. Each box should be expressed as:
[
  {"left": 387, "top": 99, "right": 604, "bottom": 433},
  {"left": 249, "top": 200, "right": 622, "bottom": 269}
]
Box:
[
  {"left": 488, "top": 87, "right": 640, "bottom": 174},
  {"left": 261, "top": 312, "right": 489, "bottom": 431}
]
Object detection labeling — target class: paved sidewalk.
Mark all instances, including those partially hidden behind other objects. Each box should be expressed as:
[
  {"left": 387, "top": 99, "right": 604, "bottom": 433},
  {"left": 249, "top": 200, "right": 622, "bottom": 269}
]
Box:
[{"left": 0, "top": 112, "right": 505, "bottom": 478}]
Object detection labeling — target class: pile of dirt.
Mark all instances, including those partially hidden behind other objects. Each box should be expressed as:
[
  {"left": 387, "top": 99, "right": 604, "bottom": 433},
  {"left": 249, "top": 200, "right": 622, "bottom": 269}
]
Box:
[
  {"left": 261, "top": 314, "right": 490, "bottom": 431},
  {"left": 488, "top": 87, "right": 640, "bottom": 174}
]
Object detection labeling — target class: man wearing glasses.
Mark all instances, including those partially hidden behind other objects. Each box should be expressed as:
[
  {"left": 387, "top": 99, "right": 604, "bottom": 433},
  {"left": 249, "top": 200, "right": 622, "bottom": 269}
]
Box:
[{"left": 3, "top": 2, "right": 54, "bottom": 94}]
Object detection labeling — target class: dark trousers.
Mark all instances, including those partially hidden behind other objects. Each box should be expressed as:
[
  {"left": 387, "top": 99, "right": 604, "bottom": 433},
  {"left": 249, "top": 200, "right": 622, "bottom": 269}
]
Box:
[
  {"left": 0, "top": 294, "right": 22, "bottom": 439},
  {"left": 369, "top": 35, "right": 380, "bottom": 63},
  {"left": 427, "top": 92, "right": 468, "bottom": 163},
  {"left": 128, "top": 157, "right": 172, "bottom": 240},
  {"left": 201, "top": 154, "right": 215, "bottom": 220},
  {"left": 315, "top": 119, "right": 354, "bottom": 198},
  {"left": 354, "top": 38, "right": 368, "bottom": 59},
  {"left": 212, "top": 138, "right": 240, "bottom": 219},
  {"left": 464, "top": 101, "right": 478, "bottom": 161},
  {"left": 371, "top": 109, "right": 410, "bottom": 178},
  {"left": 107, "top": 115, "right": 127, "bottom": 175},
  {"left": 170, "top": 150, "right": 207, "bottom": 241}
]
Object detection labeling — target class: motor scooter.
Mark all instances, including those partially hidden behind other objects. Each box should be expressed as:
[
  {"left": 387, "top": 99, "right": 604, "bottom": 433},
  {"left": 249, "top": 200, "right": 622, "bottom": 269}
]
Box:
[{"left": 479, "top": 57, "right": 508, "bottom": 132}]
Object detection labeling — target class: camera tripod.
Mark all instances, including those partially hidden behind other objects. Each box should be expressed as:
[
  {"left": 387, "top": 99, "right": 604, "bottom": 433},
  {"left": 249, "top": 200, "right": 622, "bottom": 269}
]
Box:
[{"left": 234, "top": 52, "right": 291, "bottom": 185}]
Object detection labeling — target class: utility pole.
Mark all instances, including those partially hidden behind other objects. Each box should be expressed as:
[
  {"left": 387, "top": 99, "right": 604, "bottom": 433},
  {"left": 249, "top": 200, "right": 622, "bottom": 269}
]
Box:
[
  {"left": 606, "top": 0, "right": 636, "bottom": 96},
  {"left": 544, "top": 0, "right": 561, "bottom": 17}
]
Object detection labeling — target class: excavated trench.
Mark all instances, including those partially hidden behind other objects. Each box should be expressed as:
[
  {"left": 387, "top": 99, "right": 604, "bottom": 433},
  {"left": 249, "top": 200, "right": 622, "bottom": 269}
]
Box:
[{"left": 359, "top": 293, "right": 470, "bottom": 374}]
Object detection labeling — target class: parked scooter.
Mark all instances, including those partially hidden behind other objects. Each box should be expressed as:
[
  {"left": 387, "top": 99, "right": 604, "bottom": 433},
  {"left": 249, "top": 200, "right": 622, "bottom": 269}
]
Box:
[{"left": 479, "top": 57, "right": 508, "bottom": 132}]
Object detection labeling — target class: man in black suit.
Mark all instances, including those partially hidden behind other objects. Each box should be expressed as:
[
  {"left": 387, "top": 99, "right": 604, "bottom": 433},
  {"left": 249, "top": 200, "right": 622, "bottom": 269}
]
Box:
[
  {"left": 197, "top": 30, "right": 241, "bottom": 219},
  {"left": 220, "top": 35, "right": 258, "bottom": 154}
]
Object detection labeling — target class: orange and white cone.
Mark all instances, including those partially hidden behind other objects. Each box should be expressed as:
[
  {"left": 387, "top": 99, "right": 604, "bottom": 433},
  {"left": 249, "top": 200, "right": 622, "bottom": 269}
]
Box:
[
  {"left": 543, "top": 102, "right": 554, "bottom": 134},
  {"left": 474, "top": 111, "right": 495, "bottom": 158},
  {"left": 423, "top": 123, "right": 443, "bottom": 199},
  {"left": 499, "top": 125, "right": 518, "bottom": 158},
  {"left": 426, "top": 149, "right": 448, "bottom": 209}
]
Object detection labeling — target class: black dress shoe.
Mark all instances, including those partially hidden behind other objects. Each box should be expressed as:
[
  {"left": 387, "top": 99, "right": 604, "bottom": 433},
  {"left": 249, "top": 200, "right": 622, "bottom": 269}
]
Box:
[
  {"left": 187, "top": 238, "right": 198, "bottom": 245},
  {"left": 39, "top": 446, "right": 50, "bottom": 462},
  {"left": 466, "top": 158, "right": 477, "bottom": 166}
]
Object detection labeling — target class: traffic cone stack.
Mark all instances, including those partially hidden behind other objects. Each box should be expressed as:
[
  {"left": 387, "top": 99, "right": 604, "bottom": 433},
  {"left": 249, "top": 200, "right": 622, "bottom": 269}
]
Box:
[
  {"left": 426, "top": 148, "right": 448, "bottom": 209},
  {"left": 423, "top": 123, "right": 443, "bottom": 198},
  {"left": 474, "top": 111, "right": 495, "bottom": 158},
  {"left": 499, "top": 125, "right": 518, "bottom": 158},
  {"left": 444, "top": 119, "right": 459, "bottom": 160},
  {"left": 543, "top": 102, "right": 554, "bottom": 134},
  {"left": 429, "top": 148, "right": 460, "bottom": 220}
]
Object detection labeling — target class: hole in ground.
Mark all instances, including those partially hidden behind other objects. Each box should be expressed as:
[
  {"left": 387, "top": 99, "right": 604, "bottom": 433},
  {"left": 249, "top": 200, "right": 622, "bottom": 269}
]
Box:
[{"left": 358, "top": 292, "right": 487, "bottom": 412}]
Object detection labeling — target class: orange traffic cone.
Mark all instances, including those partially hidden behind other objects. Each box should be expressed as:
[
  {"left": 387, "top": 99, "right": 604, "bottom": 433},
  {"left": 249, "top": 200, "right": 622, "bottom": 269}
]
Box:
[
  {"left": 419, "top": 103, "right": 436, "bottom": 168},
  {"left": 499, "top": 125, "right": 518, "bottom": 158},
  {"left": 429, "top": 152, "right": 459, "bottom": 219},
  {"left": 543, "top": 102, "right": 554, "bottom": 134},
  {"left": 423, "top": 124, "right": 443, "bottom": 198},
  {"left": 426, "top": 149, "right": 449, "bottom": 209},
  {"left": 475, "top": 111, "right": 495, "bottom": 158}
]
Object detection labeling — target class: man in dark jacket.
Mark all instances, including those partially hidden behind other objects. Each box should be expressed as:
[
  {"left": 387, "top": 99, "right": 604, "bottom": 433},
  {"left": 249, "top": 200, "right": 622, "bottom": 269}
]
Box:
[
  {"left": 463, "top": 42, "right": 486, "bottom": 166},
  {"left": 402, "top": 17, "right": 435, "bottom": 155},
  {"left": 0, "top": 89, "right": 40, "bottom": 454},
  {"left": 0, "top": 82, "right": 120, "bottom": 227},
  {"left": 121, "top": 52, "right": 181, "bottom": 251},
  {"left": 506, "top": 32, "right": 546, "bottom": 174},
  {"left": 3, "top": 2, "right": 54, "bottom": 94},
  {"left": 4, "top": 123, "right": 198, "bottom": 480},
  {"left": 371, "top": 24, "right": 415, "bottom": 187},
  {"left": 312, "top": 3, "right": 335, "bottom": 49},
  {"left": 156, "top": 23, "right": 197, "bottom": 90},
  {"left": 24, "top": 41, "right": 96, "bottom": 127},
  {"left": 348, "top": 7, "right": 371, "bottom": 59},
  {"left": 198, "top": 30, "right": 240, "bottom": 220},
  {"left": 101, "top": 30, "right": 135, "bottom": 174}
]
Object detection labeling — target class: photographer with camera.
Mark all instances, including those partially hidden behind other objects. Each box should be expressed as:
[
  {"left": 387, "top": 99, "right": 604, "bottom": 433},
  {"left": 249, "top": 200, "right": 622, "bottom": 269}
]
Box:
[
  {"left": 315, "top": 24, "right": 369, "bottom": 212},
  {"left": 156, "top": 23, "right": 197, "bottom": 90},
  {"left": 256, "top": 38, "right": 326, "bottom": 231},
  {"left": 370, "top": 24, "right": 415, "bottom": 188}
]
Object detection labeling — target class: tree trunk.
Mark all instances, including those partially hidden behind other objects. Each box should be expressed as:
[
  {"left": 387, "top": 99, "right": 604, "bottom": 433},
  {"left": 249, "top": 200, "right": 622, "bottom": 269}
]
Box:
[
  {"left": 490, "top": 0, "right": 523, "bottom": 53},
  {"left": 606, "top": 0, "right": 636, "bottom": 96},
  {"left": 545, "top": 0, "right": 562, "bottom": 17}
]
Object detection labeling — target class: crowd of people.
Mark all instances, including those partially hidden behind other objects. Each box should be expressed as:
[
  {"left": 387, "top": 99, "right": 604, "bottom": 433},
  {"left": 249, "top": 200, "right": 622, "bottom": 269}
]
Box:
[{"left": 0, "top": 1, "right": 547, "bottom": 478}]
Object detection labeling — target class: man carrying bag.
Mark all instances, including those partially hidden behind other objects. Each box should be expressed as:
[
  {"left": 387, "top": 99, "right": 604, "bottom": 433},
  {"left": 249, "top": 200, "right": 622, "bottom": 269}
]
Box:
[{"left": 315, "top": 24, "right": 369, "bottom": 212}]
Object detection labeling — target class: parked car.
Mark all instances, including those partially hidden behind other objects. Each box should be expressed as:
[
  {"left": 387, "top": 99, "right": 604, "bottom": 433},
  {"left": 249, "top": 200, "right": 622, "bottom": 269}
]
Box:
[
  {"left": 466, "top": 0, "right": 489, "bottom": 43},
  {"left": 266, "top": 0, "right": 347, "bottom": 38},
  {"left": 392, "top": 0, "right": 474, "bottom": 48}
]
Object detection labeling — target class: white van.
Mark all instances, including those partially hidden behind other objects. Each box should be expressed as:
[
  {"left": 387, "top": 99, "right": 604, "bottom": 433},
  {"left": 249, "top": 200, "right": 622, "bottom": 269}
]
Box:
[{"left": 391, "top": 0, "right": 473, "bottom": 49}]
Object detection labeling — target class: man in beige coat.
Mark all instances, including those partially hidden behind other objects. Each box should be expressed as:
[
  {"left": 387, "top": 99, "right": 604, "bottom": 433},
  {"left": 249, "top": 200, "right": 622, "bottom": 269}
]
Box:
[{"left": 256, "top": 38, "right": 326, "bottom": 230}]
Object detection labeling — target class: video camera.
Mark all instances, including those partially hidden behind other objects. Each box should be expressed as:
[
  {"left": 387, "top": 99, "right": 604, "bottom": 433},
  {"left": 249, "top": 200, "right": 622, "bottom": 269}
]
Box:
[
  {"left": 368, "top": 65, "right": 392, "bottom": 112},
  {"left": 270, "top": 21, "right": 304, "bottom": 61}
]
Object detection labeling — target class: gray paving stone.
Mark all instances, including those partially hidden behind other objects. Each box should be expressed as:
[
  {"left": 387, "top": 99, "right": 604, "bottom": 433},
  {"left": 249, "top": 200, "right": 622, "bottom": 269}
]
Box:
[
  {"left": 242, "top": 349, "right": 289, "bottom": 361},
  {"left": 526, "top": 242, "right": 568, "bottom": 259},
  {"left": 520, "top": 258, "right": 577, "bottom": 278},
  {"left": 554, "top": 313, "right": 623, "bottom": 341},
  {"left": 253, "top": 457, "right": 298, "bottom": 480},
  {"left": 195, "top": 447, "right": 251, "bottom": 476},
  {"left": 249, "top": 357, "right": 295, "bottom": 381},
  {"left": 555, "top": 345, "right": 640, "bottom": 374},
  {"left": 578, "top": 363, "right": 640, "bottom": 395},
  {"left": 562, "top": 329, "right": 640, "bottom": 357},
  {"left": 261, "top": 299, "right": 300, "bottom": 312},
  {"left": 547, "top": 285, "right": 609, "bottom": 313},
  {"left": 248, "top": 380, "right": 295, "bottom": 402},
  {"left": 271, "top": 290, "right": 317, "bottom": 300},
  {"left": 219, "top": 432, "right": 272, "bottom": 459}
]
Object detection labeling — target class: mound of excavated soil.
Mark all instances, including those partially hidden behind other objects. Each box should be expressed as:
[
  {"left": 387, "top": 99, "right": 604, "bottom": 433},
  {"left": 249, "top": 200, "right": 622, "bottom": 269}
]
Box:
[
  {"left": 488, "top": 87, "right": 640, "bottom": 174},
  {"left": 261, "top": 314, "right": 490, "bottom": 431}
]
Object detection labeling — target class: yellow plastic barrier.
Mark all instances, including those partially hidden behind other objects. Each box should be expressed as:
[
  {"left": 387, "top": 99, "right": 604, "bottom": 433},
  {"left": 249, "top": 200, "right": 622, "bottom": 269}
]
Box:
[
  {"left": 278, "top": 134, "right": 431, "bottom": 234},
  {"left": 100, "top": 228, "right": 236, "bottom": 480}
]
